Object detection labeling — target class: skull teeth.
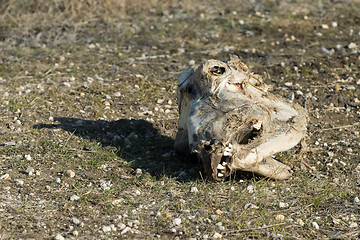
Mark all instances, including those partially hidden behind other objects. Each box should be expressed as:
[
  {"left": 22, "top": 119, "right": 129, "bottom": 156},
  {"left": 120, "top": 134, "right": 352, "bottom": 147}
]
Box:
[
  {"left": 223, "top": 144, "right": 233, "bottom": 156},
  {"left": 253, "top": 121, "right": 262, "bottom": 130},
  {"left": 223, "top": 151, "right": 232, "bottom": 156},
  {"left": 217, "top": 164, "right": 225, "bottom": 170}
]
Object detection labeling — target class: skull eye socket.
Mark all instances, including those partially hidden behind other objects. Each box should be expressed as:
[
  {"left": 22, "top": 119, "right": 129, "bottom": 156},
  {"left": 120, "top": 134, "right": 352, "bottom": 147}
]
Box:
[{"left": 209, "top": 66, "right": 226, "bottom": 76}]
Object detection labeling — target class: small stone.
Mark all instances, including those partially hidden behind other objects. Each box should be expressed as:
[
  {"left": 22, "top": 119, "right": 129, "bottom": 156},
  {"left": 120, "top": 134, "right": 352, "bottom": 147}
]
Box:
[
  {"left": 54, "top": 177, "right": 61, "bottom": 183},
  {"left": 15, "top": 179, "right": 24, "bottom": 185},
  {"left": 112, "top": 198, "right": 124, "bottom": 205},
  {"left": 349, "top": 222, "right": 358, "bottom": 228},
  {"left": 156, "top": 99, "right": 165, "bottom": 104},
  {"left": 54, "top": 234, "right": 65, "bottom": 240},
  {"left": 72, "top": 217, "right": 81, "bottom": 225},
  {"left": 117, "top": 223, "right": 126, "bottom": 230},
  {"left": 72, "top": 230, "right": 79, "bottom": 236},
  {"left": 332, "top": 22, "right": 338, "bottom": 27},
  {"left": 134, "top": 190, "right": 141, "bottom": 195},
  {"left": 215, "top": 209, "right": 224, "bottom": 215},
  {"left": 190, "top": 186, "right": 199, "bottom": 193},
  {"left": 296, "top": 219, "right": 305, "bottom": 226},
  {"left": 173, "top": 218, "right": 182, "bottom": 226},
  {"left": 213, "top": 232, "right": 222, "bottom": 239},
  {"left": 121, "top": 226, "right": 131, "bottom": 235},
  {"left": 62, "top": 82, "right": 71, "bottom": 87},
  {"left": 189, "top": 60, "right": 196, "bottom": 65},
  {"left": 353, "top": 197, "right": 360, "bottom": 203},
  {"left": 287, "top": 92, "right": 295, "bottom": 101},
  {"left": 310, "top": 221, "right": 319, "bottom": 229},
  {"left": 279, "top": 202, "right": 289, "bottom": 208},
  {"left": 244, "top": 203, "right": 259, "bottom": 209},
  {"left": 333, "top": 218, "right": 341, "bottom": 225},
  {"left": 110, "top": 224, "right": 117, "bottom": 231},
  {"left": 275, "top": 214, "right": 285, "bottom": 221},
  {"left": 134, "top": 168, "right": 142, "bottom": 176},
  {"left": 102, "top": 225, "right": 112, "bottom": 233},
  {"left": 247, "top": 185, "right": 255, "bottom": 193},
  {"left": 26, "top": 167, "right": 35, "bottom": 176},
  {"left": 348, "top": 42, "right": 357, "bottom": 49},
  {"left": 0, "top": 173, "right": 10, "bottom": 180},
  {"left": 321, "top": 24, "right": 329, "bottom": 29},
  {"left": 24, "top": 154, "right": 32, "bottom": 160},
  {"left": 70, "top": 194, "right": 80, "bottom": 201},
  {"left": 65, "top": 170, "right": 75, "bottom": 178}
]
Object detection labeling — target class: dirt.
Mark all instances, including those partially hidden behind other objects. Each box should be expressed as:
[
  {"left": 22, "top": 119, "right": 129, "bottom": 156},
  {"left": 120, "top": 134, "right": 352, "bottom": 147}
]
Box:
[{"left": 0, "top": 0, "right": 360, "bottom": 239}]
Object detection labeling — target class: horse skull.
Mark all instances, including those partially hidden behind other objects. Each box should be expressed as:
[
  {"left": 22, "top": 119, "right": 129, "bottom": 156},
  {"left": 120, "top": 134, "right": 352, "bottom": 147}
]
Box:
[{"left": 175, "top": 55, "right": 308, "bottom": 180}]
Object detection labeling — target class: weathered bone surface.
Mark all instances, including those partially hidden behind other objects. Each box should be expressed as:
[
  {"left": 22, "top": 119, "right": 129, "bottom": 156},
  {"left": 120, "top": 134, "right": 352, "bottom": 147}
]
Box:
[{"left": 175, "top": 55, "right": 308, "bottom": 180}]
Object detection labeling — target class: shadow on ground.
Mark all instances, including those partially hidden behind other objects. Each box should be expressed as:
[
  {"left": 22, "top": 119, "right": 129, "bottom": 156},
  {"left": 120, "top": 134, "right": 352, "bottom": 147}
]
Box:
[{"left": 33, "top": 117, "right": 201, "bottom": 181}]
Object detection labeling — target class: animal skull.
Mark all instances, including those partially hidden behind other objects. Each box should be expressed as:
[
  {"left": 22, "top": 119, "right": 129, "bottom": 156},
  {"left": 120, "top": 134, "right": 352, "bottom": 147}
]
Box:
[{"left": 175, "top": 55, "right": 308, "bottom": 180}]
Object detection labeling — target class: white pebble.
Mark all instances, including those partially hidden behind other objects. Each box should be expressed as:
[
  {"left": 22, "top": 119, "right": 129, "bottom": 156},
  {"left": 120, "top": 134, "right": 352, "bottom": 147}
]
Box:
[
  {"left": 349, "top": 222, "right": 358, "bottom": 228},
  {"left": 24, "top": 154, "right": 32, "bottom": 160},
  {"left": 310, "top": 221, "right": 319, "bottom": 229},
  {"left": 332, "top": 21, "right": 338, "bottom": 27},
  {"left": 72, "top": 217, "right": 81, "bottom": 225},
  {"left": 121, "top": 226, "right": 131, "bottom": 235},
  {"left": 26, "top": 167, "right": 35, "bottom": 176},
  {"left": 65, "top": 170, "right": 75, "bottom": 178},
  {"left": 244, "top": 203, "right": 259, "bottom": 209},
  {"left": 296, "top": 218, "right": 305, "bottom": 226},
  {"left": 173, "top": 218, "right": 182, "bottom": 226},
  {"left": 156, "top": 99, "right": 165, "bottom": 104},
  {"left": 0, "top": 174, "right": 10, "bottom": 180},
  {"left": 134, "top": 190, "right": 141, "bottom": 195},
  {"left": 72, "top": 230, "right": 79, "bottom": 236},
  {"left": 70, "top": 194, "right": 80, "bottom": 201},
  {"left": 117, "top": 223, "right": 126, "bottom": 230},
  {"left": 212, "top": 232, "right": 222, "bottom": 239},
  {"left": 102, "top": 225, "right": 112, "bottom": 233},
  {"left": 62, "top": 82, "right": 71, "bottom": 87},
  {"left": 348, "top": 42, "right": 357, "bottom": 49},
  {"left": 189, "top": 59, "right": 196, "bottom": 65},
  {"left": 279, "top": 202, "right": 289, "bottom": 208},
  {"left": 54, "top": 177, "right": 61, "bottom": 183},
  {"left": 16, "top": 179, "right": 24, "bottom": 185},
  {"left": 54, "top": 234, "right": 65, "bottom": 240},
  {"left": 247, "top": 185, "right": 255, "bottom": 193},
  {"left": 190, "top": 186, "right": 199, "bottom": 193},
  {"left": 275, "top": 214, "right": 285, "bottom": 221},
  {"left": 321, "top": 24, "right": 329, "bottom": 29},
  {"left": 353, "top": 197, "right": 360, "bottom": 203}
]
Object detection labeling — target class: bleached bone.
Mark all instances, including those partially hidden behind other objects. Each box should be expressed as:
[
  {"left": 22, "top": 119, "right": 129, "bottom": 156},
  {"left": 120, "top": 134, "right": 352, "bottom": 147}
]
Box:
[{"left": 174, "top": 55, "right": 308, "bottom": 180}]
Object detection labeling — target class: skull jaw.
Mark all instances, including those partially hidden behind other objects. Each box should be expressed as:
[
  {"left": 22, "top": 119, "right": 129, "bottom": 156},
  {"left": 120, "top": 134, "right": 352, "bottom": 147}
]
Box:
[{"left": 193, "top": 139, "right": 293, "bottom": 181}]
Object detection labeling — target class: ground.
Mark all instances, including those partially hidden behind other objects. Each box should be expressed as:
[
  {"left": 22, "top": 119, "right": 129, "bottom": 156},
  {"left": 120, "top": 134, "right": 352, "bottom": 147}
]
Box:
[{"left": 0, "top": 0, "right": 360, "bottom": 239}]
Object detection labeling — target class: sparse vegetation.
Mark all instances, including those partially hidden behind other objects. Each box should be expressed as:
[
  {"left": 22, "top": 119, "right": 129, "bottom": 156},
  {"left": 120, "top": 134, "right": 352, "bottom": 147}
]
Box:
[{"left": 1, "top": 0, "right": 360, "bottom": 239}]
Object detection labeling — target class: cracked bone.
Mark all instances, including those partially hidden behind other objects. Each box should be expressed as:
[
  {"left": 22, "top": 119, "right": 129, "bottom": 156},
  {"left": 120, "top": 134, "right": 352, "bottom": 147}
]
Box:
[{"left": 174, "top": 55, "right": 308, "bottom": 180}]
